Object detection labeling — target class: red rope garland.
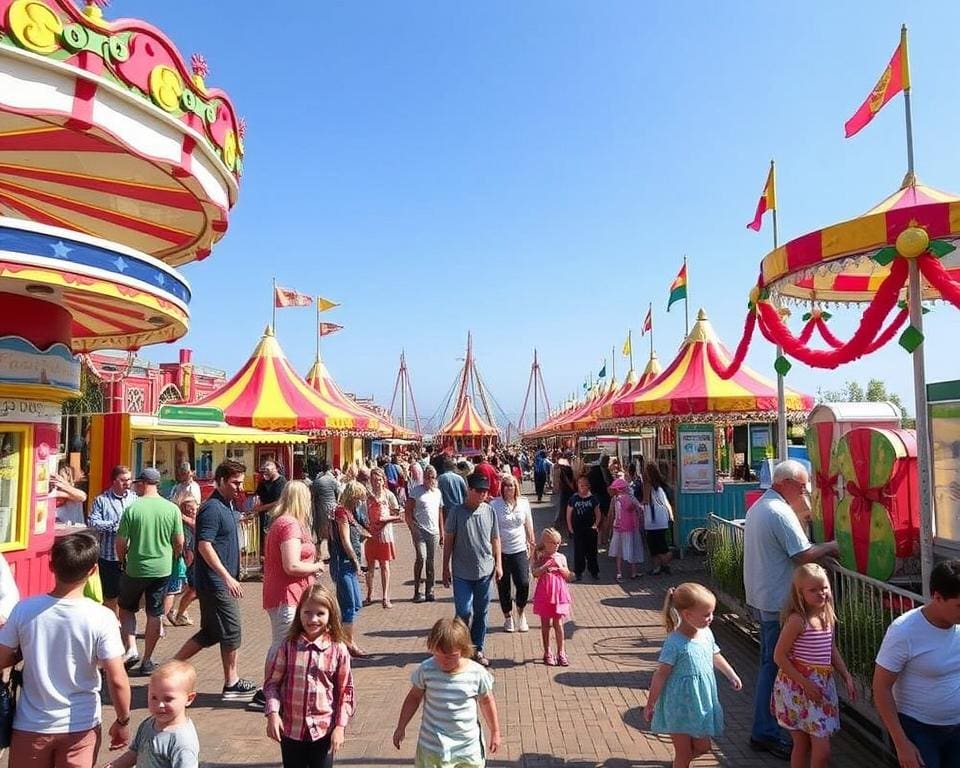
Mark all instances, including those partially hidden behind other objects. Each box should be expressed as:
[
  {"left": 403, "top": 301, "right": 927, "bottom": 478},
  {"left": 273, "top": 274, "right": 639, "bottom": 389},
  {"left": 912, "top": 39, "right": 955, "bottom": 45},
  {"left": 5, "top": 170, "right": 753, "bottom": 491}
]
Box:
[
  {"left": 756, "top": 257, "right": 908, "bottom": 369},
  {"left": 918, "top": 254, "right": 960, "bottom": 309},
  {"left": 706, "top": 310, "right": 756, "bottom": 380},
  {"left": 815, "top": 316, "right": 844, "bottom": 348},
  {"left": 798, "top": 318, "right": 816, "bottom": 345},
  {"left": 864, "top": 307, "right": 909, "bottom": 353}
]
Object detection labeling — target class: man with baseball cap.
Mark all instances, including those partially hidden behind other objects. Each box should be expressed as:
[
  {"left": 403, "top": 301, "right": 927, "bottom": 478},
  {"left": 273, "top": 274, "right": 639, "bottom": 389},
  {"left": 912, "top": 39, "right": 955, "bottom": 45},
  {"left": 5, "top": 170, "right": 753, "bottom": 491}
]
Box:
[
  {"left": 116, "top": 467, "right": 184, "bottom": 676},
  {"left": 442, "top": 471, "right": 502, "bottom": 667}
]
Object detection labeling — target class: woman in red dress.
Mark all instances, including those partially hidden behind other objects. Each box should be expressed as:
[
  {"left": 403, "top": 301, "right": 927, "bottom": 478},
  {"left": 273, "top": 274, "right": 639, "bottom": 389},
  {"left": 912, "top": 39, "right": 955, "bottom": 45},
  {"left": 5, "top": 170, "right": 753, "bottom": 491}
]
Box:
[{"left": 364, "top": 467, "right": 403, "bottom": 608}]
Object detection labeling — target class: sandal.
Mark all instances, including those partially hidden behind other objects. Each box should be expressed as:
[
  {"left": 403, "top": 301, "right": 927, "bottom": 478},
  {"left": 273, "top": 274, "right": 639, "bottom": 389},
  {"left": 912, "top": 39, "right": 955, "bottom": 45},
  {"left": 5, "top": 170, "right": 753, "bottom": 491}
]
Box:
[
  {"left": 557, "top": 652, "right": 569, "bottom": 667},
  {"left": 543, "top": 652, "right": 556, "bottom": 666},
  {"left": 382, "top": 600, "right": 393, "bottom": 609},
  {"left": 173, "top": 612, "right": 193, "bottom": 627},
  {"left": 348, "top": 646, "right": 368, "bottom": 659}
]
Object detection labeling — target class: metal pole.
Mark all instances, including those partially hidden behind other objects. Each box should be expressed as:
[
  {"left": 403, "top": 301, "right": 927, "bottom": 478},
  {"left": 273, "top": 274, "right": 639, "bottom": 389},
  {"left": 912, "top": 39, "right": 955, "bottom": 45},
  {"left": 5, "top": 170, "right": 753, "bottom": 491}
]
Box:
[
  {"left": 315, "top": 299, "right": 320, "bottom": 362},
  {"left": 628, "top": 330, "right": 634, "bottom": 372},
  {"left": 272, "top": 277, "right": 277, "bottom": 334},
  {"left": 400, "top": 352, "right": 407, "bottom": 430},
  {"left": 772, "top": 162, "right": 789, "bottom": 461},
  {"left": 533, "top": 349, "right": 539, "bottom": 427},
  {"left": 683, "top": 255, "right": 690, "bottom": 337}
]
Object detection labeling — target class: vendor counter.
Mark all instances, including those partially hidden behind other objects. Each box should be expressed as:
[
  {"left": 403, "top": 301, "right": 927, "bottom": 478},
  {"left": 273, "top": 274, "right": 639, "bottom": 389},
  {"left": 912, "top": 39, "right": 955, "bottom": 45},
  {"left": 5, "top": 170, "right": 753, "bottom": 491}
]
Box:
[{"left": 676, "top": 480, "right": 760, "bottom": 548}]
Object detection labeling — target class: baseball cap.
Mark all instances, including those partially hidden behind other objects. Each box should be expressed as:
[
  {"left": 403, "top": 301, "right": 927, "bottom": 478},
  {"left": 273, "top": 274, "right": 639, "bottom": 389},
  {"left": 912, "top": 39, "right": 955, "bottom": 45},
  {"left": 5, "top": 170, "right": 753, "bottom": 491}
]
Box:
[
  {"left": 467, "top": 472, "right": 491, "bottom": 491},
  {"left": 137, "top": 467, "right": 162, "bottom": 485}
]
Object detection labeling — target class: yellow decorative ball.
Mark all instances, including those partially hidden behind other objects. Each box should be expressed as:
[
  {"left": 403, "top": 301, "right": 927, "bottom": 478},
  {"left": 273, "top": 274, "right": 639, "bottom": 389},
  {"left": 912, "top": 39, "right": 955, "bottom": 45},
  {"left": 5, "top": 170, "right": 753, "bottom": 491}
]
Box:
[{"left": 895, "top": 227, "right": 929, "bottom": 259}]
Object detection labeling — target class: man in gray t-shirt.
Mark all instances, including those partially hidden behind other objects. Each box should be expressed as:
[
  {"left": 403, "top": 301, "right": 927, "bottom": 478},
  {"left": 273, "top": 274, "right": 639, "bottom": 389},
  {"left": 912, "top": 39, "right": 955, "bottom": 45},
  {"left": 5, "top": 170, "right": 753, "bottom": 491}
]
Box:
[
  {"left": 311, "top": 463, "right": 340, "bottom": 556},
  {"left": 442, "top": 472, "right": 502, "bottom": 667}
]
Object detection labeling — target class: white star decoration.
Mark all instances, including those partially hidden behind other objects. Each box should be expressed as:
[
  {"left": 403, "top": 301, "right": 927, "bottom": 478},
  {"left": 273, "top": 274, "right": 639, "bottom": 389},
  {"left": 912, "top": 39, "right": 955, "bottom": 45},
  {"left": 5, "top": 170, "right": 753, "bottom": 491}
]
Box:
[
  {"left": 50, "top": 240, "right": 71, "bottom": 259},
  {"left": 113, "top": 256, "right": 128, "bottom": 273}
]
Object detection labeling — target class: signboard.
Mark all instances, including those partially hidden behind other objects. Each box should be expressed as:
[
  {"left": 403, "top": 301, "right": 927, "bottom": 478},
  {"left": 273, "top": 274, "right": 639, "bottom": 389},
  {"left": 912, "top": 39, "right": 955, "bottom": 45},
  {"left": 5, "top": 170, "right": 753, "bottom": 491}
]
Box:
[
  {"left": 928, "top": 381, "right": 960, "bottom": 548},
  {"left": 157, "top": 405, "right": 224, "bottom": 424},
  {"left": 677, "top": 424, "right": 715, "bottom": 493},
  {"left": 0, "top": 336, "right": 80, "bottom": 391},
  {"left": 0, "top": 398, "right": 61, "bottom": 424},
  {"left": 750, "top": 424, "right": 774, "bottom": 466}
]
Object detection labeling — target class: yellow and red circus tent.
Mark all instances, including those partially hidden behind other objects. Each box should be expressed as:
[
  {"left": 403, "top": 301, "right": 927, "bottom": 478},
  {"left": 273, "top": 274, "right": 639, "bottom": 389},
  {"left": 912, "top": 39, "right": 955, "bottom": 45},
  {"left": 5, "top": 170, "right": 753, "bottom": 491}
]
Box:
[
  {"left": 196, "top": 327, "right": 378, "bottom": 432},
  {"left": 437, "top": 398, "right": 498, "bottom": 451},
  {"left": 568, "top": 373, "right": 640, "bottom": 433},
  {"left": 604, "top": 309, "right": 814, "bottom": 421}
]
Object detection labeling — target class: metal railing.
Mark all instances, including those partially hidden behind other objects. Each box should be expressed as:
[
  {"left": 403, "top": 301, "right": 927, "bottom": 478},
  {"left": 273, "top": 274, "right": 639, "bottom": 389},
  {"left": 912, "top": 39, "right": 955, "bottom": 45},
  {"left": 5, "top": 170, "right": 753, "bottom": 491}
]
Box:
[
  {"left": 706, "top": 515, "right": 925, "bottom": 730},
  {"left": 238, "top": 514, "right": 262, "bottom": 580}
]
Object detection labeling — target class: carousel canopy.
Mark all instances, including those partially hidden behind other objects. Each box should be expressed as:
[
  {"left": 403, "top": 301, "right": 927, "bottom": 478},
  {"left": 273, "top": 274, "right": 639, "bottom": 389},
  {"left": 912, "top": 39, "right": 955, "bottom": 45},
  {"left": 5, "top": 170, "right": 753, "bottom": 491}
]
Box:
[
  {"left": 305, "top": 357, "right": 409, "bottom": 439},
  {"left": 195, "top": 327, "right": 378, "bottom": 433},
  {"left": 438, "top": 397, "right": 498, "bottom": 438},
  {"left": 761, "top": 178, "right": 960, "bottom": 304},
  {"left": 604, "top": 309, "right": 814, "bottom": 422}
]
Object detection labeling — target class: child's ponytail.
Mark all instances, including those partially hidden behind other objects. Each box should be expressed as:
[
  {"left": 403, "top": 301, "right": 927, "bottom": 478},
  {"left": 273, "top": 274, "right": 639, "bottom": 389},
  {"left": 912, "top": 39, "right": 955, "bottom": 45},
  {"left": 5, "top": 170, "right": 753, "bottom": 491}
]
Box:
[{"left": 662, "top": 587, "right": 679, "bottom": 632}]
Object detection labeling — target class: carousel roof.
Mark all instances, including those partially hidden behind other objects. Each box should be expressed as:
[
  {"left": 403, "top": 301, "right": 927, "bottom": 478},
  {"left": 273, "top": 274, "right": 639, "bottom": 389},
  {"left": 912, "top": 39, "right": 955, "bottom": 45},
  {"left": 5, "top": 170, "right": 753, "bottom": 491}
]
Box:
[
  {"left": 195, "top": 327, "right": 377, "bottom": 432},
  {"left": 438, "top": 397, "right": 498, "bottom": 437},
  {"left": 761, "top": 177, "right": 960, "bottom": 303},
  {"left": 305, "top": 357, "right": 411, "bottom": 439},
  {"left": 604, "top": 309, "right": 814, "bottom": 421}
]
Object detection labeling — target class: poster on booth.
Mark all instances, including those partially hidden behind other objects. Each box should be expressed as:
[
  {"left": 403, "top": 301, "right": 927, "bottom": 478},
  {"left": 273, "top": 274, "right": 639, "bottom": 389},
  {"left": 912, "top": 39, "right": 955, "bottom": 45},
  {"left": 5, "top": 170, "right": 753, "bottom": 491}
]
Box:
[
  {"left": 677, "top": 424, "right": 715, "bottom": 493},
  {"left": 929, "top": 400, "right": 960, "bottom": 547}
]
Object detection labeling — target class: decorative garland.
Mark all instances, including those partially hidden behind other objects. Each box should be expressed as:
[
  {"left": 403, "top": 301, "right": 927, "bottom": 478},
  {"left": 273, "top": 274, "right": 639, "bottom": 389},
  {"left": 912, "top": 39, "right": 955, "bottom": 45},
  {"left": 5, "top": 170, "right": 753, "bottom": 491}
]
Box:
[
  {"left": 919, "top": 254, "right": 960, "bottom": 310},
  {"left": 705, "top": 309, "right": 756, "bottom": 380}
]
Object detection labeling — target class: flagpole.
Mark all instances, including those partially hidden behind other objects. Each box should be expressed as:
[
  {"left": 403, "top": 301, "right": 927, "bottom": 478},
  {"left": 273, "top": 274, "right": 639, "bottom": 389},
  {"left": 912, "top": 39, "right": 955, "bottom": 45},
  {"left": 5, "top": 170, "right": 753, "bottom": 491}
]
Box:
[
  {"left": 683, "top": 255, "right": 689, "bottom": 336},
  {"left": 271, "top": 277, "right": 277, "bottom": 333},
  {"left": 649, "top": 303, "right": 654, "bottom": 361},
  {"left": 898, "top": 24, "right": 932, "bottom": 597},
  {"left": 628, "top": 330, "right": 634, "bottom": 371},
  {"left": 771, "top": 159, "right": 789, "bottom": 463},
  {"left": 611, "top": 346, "right": 616, "bottom": 383},
  {"left": 315, "top": 300, "right": 320, "bottom": 361}
]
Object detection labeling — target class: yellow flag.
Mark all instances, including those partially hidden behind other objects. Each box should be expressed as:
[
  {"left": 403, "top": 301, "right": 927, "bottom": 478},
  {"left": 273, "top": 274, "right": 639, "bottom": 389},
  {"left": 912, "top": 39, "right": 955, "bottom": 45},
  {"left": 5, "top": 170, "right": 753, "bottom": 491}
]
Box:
[
  {"left": 317, "top": 297, "right": 340, "bottom": 312},
  {"left": 621, "top": 333, "right": 632, "bottom": 357}
]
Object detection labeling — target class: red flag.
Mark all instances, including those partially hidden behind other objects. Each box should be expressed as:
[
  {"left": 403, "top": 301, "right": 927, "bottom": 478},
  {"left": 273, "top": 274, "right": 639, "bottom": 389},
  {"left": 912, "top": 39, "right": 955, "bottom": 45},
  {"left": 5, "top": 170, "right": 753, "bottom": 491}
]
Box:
[
  {"left": 274, "top": 286, "right": 312, "bottom": 308},
  {"left": 641, "top": 306, "right": 653, "bottom": 336},
  {"left": 319, "top": 322, "right": 343, "bottom": 337},
  {"left": 747, "top": 163, "right": 777, "bottom": 232},
  {"left": 844, "top": 34, "right": 909, "bottom": 138}
]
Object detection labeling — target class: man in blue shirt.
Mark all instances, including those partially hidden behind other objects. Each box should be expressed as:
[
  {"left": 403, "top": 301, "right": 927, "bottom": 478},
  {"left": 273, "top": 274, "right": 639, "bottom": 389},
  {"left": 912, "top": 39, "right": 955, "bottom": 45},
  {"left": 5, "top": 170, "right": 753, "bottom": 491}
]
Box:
[
  {"left": 174, "top": 460, "right": 257, "bottom": 702},
  {"left": 437, "top": 457, "right": 467, "bottom": 521},
  {"left": 87, "top": 464, "right": 135, "bottom": 615},
  {"left": 533, "top": 447, "right": 549, "bottom": 502}
]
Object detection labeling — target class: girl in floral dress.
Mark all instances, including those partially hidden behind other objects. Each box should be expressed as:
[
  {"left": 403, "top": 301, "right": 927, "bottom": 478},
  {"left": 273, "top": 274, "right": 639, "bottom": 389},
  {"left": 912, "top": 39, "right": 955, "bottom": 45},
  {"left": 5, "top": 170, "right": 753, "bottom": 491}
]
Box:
[
  {"left": 773, "top": 564, "right": 855, "bottom": 768},
  {"left": 645, "top": 583, "right": 742, "bottom": 768}
]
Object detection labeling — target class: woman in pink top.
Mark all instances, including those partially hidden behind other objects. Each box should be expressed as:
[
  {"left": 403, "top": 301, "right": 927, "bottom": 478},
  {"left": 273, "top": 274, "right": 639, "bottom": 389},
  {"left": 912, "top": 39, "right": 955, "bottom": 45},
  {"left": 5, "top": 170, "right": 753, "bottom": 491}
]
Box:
[
  {"left": 254, "top": 481, "right": 325, "bottom": 711},
  {"left": 608, "top": 477, "right": 644, "bottom": 580}
]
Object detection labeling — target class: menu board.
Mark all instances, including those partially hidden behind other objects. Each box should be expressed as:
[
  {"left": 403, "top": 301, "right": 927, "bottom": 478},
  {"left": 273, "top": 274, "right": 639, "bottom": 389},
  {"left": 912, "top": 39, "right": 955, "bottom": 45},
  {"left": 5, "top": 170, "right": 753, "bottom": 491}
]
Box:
[
  {"left": 930, "top": 400, "right": 960, "bottom": 545},
  {"left": 677, "top": 424, "right": 715, "bottom": 493}
]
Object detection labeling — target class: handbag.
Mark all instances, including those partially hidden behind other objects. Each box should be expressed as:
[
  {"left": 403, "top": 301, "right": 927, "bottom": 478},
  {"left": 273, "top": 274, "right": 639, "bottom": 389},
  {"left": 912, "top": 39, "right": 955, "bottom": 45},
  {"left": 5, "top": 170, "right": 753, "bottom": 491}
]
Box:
[{"left": 0, "top": 669, "right": 21, "bottom": 749}]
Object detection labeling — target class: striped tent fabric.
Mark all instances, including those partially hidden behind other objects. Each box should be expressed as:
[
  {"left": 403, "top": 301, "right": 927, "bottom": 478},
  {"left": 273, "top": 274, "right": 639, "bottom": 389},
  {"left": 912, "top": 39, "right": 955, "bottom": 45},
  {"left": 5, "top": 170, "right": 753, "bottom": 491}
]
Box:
[
  {"left": 438, "top": 398, "right": 498, "bottom": 438},
  {"left": 605, "top": 309, "right": 814, "bottom": 420},
  {"left": 304, "top": 357, "right": 394, "bottom": 438},
  {"left": 195, "top": 327, "right": 375, "bottom": 432}
]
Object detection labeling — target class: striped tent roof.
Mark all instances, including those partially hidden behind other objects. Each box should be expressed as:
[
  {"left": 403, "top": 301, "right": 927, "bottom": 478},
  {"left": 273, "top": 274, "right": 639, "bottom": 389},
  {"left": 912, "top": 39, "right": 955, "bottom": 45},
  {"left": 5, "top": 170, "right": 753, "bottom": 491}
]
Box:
[
  {"left": 761, "top": 179, "right": 960, "bottom": 303},
  {"left": 304, "top": 357, "right": 395, "bottom": 438},
  {"left": 438, "top": 397, "right": 498, "bottom": 437},
  {"left": 605, "top": 309, "right": 813, "bottom": 420},
  {"left": 568, "top": 374, "right": 635, "bottom": 433},
  {"left": 195, "top": 327, "right": 376, "bottom": 432}
]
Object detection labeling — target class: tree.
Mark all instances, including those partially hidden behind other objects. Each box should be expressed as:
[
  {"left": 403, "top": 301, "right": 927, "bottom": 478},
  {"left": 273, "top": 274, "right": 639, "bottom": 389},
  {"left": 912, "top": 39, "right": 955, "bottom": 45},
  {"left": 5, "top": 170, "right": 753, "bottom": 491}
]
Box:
[{"left": 817, "top": 378, "right": 909, "bottom": 418}]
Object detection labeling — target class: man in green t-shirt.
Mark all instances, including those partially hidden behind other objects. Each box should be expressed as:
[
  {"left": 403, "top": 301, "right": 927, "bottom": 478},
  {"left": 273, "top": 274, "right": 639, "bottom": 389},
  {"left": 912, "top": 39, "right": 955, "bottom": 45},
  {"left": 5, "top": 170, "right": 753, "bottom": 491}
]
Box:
[{"left": 117, "top": 467, "right": 184, "bottom": 677}]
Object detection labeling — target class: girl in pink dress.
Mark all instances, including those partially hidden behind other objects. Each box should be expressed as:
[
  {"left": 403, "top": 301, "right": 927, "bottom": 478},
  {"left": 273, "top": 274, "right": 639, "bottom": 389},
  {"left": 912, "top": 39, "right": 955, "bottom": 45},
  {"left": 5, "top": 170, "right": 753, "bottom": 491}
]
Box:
[{"left": 532, "top": 528, "right": 573, "bottom": 666}]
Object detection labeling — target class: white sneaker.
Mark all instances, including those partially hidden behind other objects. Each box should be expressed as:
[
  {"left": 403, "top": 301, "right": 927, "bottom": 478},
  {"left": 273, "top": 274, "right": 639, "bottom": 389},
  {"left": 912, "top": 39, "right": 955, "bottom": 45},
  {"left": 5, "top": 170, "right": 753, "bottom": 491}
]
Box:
[
  {"left": 517, "top": 613, "right": 529, "bottom": 633},
  {"left": 504, "top": 615, "right": 516, "bottom": 633}
]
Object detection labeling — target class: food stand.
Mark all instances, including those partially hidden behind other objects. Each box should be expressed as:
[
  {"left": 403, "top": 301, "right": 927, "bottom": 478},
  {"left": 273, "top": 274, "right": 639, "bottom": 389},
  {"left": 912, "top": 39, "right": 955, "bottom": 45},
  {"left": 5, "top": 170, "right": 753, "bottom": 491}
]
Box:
[
  {"left": 0, "top": 0, "right": 242, "bottom": 595},
  {"left": 600, "top": 309, "right": 814, "bottom": 546}
]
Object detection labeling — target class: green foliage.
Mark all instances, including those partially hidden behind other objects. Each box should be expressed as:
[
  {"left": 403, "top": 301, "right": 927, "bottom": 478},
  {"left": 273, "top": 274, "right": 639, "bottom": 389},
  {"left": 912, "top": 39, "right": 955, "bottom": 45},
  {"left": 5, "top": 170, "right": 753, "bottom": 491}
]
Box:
[
  {"left": 706, "top": 528, "right": 745, "bottom": 605},
  {"left": 818, "top": 378, "right": 908, "bottom": 417}
]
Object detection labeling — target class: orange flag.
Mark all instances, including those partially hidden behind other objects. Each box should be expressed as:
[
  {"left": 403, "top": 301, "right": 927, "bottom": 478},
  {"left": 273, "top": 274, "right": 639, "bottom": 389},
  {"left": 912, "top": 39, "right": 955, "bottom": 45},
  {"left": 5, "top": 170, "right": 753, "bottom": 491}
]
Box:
[
  {"left": 844, "top": 30, "right": 909, "bottom": 138},
  {"left": 274, "top": 285, "right": 312, "bottom": 308},
  {"left": 747, "top": 163, "right": 776, "bottom": 232}
]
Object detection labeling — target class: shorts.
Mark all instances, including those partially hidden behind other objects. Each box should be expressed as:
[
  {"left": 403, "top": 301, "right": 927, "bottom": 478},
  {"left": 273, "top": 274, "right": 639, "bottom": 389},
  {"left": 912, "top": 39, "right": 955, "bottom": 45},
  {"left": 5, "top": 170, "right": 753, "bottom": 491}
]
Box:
[
  {"left": 192, "top": 590, "right": 242, "bottom": 650},
  {"left": 415, "top": 744, "right": 483, "bottom": 768},
  {"left": 98, "top": 559, "right": 122, "bottom": 600},
  {"left": 166, "top": 575, "right": 186, "bottom": 596},
  {"left": 10, "top": 726, "right": 102, "bottom": 768},
  {"left": 266, "top": 604, "right": 298, "bottom": 665},
  {"left": 646, "top": 528, "right": 670, "bottom": 556},
  {"left": 118, "top": 574, "right": 168, "bottom": 616}
]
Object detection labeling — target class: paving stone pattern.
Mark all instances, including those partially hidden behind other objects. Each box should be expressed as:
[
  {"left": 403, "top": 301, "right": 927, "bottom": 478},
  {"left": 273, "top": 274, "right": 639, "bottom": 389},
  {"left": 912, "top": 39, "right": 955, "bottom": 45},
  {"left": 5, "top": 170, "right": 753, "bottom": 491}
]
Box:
[{"left": 6, "top": 487, "right": 871, "bottom": 767}]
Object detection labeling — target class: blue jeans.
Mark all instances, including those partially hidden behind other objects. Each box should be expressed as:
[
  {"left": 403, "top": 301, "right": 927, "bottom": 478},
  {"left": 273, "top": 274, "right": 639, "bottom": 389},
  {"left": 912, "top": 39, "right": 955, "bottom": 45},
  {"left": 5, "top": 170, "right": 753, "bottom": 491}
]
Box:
[
  {"left": 899, "top": 714, "right": 960, "bottom": 768},
  {"left": 752, "top": 616, "right": 786, "bottom": 743},
  {"left": 452, "top": 575, "right": 493, "bottom": 653}
]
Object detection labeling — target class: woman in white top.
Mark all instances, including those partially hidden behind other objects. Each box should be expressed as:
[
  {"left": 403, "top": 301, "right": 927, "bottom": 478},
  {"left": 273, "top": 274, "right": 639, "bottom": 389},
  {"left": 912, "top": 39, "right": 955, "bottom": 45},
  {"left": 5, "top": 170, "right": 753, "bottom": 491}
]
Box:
[
  {"left": 643, "top": 462, "right": 674, "bottom": 575},
  {"left": 492, "top": 473, "right": 535, "bottom": 633}
]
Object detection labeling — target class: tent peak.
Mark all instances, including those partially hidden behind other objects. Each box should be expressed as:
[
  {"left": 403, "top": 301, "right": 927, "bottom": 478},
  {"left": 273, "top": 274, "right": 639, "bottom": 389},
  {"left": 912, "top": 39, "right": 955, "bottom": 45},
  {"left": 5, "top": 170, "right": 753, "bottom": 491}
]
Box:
[{"left": 263, "top": 324, "right": 275, "bottom": 337}]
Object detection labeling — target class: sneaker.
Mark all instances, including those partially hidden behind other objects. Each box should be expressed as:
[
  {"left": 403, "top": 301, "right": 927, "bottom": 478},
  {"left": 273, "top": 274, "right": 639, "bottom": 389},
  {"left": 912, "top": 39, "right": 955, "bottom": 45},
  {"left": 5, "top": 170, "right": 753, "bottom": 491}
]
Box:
[
  {"left": 412, "top": 593, "right": 424, "bottom": 603},
  {"left": 543, "top": 652, "right": 556, "bottom": 666},
  {"left": 557, "top": 652, "right": 569, "bottom": 667},
  {"left": 122, "top": 652, "right": 141, "bottom": 671},
  {"left": 425, "top": 593, "right": 436, "bottom": 602},
  {"left": 504, "top": 615, "right": 516, "bottom": 633},
  {"left": 615, "top": 573, "right": 623, "bottom": 582},
  {"left": 164, "top": 610, "right": 177, "bottom": 626},
  {"left": 474, "top": 652, "right": 491, "bottom": 668},
  {"left": 173, "top": 612, "right": 194, "bottom": 626},
  {"left": 517, "top": 614, "right": 529, "bottom": 633},
  {"left": 246, "top": 689, "right": 267, "bottom": 711},
  {"left": 137, "top": 659, "right": 158, "bottom": 676},
  {"left": 222, "top": 678, "right": 258, "bottom": 701}
]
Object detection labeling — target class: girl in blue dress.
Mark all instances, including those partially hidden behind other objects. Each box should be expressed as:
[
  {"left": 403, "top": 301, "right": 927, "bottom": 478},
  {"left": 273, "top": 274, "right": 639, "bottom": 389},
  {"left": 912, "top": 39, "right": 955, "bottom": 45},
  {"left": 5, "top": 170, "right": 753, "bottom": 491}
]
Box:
[{"left": 644, "top": 582, "right": 742, "bottom": 767}]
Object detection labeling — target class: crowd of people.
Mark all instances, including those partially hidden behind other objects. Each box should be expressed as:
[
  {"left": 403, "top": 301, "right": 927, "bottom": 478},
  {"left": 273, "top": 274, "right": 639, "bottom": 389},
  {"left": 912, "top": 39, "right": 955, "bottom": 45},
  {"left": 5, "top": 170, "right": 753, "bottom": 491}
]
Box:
[{"left": 0, "top": 449, "right": 957, "bottom": 767}]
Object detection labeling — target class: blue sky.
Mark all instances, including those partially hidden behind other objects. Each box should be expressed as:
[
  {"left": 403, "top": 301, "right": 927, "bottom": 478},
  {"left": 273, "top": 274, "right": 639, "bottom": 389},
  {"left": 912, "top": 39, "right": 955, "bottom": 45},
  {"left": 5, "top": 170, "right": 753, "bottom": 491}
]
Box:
[{"left": 124, "top": 2, "right": 960, "bottom": 430}]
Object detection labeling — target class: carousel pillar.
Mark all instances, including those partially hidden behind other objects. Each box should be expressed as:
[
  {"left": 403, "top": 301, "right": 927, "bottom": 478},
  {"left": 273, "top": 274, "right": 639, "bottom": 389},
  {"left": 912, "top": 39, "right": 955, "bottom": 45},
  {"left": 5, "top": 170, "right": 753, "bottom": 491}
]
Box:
[{"left": 0, "top": 293, "right": 80, "bottom": 596}]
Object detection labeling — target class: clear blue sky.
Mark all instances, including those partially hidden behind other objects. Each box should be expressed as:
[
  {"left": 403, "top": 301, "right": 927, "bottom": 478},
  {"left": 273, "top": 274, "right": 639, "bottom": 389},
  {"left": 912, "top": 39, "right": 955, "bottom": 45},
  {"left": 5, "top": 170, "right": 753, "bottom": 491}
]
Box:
[{"left": 125, "top": 2, "right": 960, "bottom": 429}]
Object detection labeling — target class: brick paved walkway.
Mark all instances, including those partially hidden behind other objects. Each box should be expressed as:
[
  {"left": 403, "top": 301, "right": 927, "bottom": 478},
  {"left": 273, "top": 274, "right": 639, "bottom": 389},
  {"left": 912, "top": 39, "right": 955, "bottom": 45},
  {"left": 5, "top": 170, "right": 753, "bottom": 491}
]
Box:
[{"left": 11, "top": 489, "right": 871, "bottom": 767}]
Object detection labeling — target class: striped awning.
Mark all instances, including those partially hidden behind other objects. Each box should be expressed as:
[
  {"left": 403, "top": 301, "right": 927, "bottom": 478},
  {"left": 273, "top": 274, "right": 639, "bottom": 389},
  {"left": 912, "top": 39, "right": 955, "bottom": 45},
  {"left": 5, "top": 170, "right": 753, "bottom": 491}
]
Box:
[
  {"left": 305, "top": 357, "right": 390, "bottom": 438},
  {"left": 438, "top": 398, "right": 498, "bottom": 437},
  {"left": 195, "top": 327, "right": 376, "bottom": 433},
  {"left": 605, "top": 309, "right": 814, "bottom": 420}
]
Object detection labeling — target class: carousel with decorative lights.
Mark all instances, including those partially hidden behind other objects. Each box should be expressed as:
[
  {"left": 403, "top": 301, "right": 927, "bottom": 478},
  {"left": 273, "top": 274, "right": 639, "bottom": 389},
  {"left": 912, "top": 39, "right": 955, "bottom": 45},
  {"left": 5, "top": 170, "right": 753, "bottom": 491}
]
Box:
[{"left": 0, "top": 0, "right": 243, "bottom": 593}]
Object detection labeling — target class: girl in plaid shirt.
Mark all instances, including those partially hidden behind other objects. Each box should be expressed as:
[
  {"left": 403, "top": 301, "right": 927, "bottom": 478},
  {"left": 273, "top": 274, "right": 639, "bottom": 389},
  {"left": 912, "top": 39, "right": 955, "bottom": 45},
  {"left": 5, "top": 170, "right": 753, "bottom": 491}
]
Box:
[{"left": 264, "top": 585, "right": 356, "bottom": 766}]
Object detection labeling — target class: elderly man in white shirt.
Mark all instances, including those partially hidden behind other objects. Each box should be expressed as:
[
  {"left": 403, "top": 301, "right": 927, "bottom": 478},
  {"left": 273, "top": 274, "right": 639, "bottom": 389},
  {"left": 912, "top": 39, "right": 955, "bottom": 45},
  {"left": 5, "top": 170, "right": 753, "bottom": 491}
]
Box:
[{"left": 743, "top": 459, "right": 838, "bottom": 760}]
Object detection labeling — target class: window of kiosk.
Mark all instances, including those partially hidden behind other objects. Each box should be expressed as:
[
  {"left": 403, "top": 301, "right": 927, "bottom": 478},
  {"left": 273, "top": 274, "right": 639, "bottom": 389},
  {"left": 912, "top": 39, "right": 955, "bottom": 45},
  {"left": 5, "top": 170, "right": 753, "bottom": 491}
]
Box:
[{"left": 0, "top": 426, "right": 31, "bottom": 551}]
